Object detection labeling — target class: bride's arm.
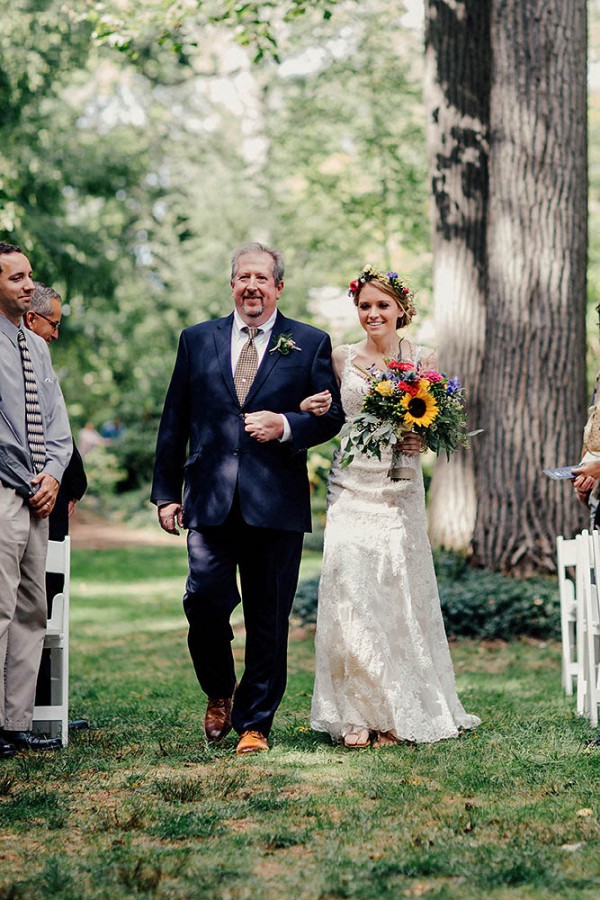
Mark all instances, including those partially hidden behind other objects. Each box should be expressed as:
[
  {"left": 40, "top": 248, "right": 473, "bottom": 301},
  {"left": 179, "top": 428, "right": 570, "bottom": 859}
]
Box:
[
  {"left": 299, "top": 345, "right": 343, "bottom": 415},
  {"left": 331, "top": 345, "right": 344, "bottom": 386}
]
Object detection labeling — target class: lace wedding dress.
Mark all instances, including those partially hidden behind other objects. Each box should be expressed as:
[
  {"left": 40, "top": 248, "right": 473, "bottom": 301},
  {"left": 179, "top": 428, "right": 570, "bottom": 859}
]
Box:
[{"left": 311, "top": 344, "right": 480, "bottom": 743}]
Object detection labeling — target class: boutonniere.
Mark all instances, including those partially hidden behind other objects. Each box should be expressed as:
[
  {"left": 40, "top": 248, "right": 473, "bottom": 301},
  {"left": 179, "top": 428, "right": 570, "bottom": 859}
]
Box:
[{"left": 269, "top": 332, "right": 302, "bottom": 356}]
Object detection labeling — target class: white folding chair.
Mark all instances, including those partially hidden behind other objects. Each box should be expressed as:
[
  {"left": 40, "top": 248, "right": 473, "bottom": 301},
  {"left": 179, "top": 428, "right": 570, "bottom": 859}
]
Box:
[
  {"left": 32, "top": 537, "right": 70, "bottom": 746},
  {"left": 556, "top": 534, "right": 578, "bottom": 695},
  {"left": 575, "top": 532, "right": 592, "bottom": 718},
  {"left": 584, "top": 530, "right": 600, "bottom": 727}
]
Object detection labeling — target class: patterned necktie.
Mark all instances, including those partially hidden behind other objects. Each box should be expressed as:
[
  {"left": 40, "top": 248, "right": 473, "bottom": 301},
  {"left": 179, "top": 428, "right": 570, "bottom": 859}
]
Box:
[
  {"left": 234, "top": 326, "right": 262, "bottom": 404},
  {"left": 17, "top": 329, "right": 46, "bottom": 473}
]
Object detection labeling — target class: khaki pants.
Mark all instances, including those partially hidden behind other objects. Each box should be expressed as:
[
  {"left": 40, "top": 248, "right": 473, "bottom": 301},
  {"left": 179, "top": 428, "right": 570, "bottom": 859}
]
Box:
[{"left": 0, "top": 483, "right": 48, "bottom": 730}]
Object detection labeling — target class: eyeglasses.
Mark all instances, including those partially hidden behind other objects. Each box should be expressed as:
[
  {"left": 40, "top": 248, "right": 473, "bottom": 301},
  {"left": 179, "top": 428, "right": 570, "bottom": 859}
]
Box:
[{"left": 34, "top": 312, "right": 61, "bottom": 332}]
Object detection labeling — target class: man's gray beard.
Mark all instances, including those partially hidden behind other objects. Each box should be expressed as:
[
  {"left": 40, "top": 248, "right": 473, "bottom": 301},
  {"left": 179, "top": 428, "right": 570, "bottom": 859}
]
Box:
[{"left": 242, "top": 301, "right": 264, "bottom": 318}]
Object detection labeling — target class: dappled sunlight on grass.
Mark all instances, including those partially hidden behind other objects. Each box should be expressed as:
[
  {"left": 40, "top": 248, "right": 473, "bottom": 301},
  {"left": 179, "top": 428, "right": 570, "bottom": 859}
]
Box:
[
  {"left": 0, "top": 547, "right": 597, "bottom": 898},
  {"left": 73, "top": 578, "right": 186, "bottom": 598}
]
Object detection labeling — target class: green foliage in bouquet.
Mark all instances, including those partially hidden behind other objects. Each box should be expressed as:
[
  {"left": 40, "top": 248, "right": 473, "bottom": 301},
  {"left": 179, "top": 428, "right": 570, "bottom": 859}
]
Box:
[{"left": 340, "top": 359, "right": 469, "bottom": 464}]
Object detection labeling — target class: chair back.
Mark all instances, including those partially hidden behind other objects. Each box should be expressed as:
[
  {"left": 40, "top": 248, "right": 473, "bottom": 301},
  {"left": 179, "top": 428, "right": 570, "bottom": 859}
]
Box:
[
  {"left": 32, "top": 536, "right": 71, "bottom": 745},
  {"left": 44, "top": 537, "right": 70, "bottom": 635},
  {"left": 556, "top": 535, "right": 578, "bottom": 694}
]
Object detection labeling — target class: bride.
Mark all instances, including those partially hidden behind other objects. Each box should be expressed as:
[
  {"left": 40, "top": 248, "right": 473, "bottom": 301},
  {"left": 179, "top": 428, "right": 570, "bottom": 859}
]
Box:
[{"left": 303, "top": 267, "right": 480, "bottom": 748}]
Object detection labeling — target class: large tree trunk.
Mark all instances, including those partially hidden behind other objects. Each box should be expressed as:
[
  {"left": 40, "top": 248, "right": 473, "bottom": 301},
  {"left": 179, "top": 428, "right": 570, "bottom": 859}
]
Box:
[
  {"left": 472, "top": 0, "right": 588, "bottom": 574},
  {"left": 424, "top": 1, "right": 491, "bottom": 551}
]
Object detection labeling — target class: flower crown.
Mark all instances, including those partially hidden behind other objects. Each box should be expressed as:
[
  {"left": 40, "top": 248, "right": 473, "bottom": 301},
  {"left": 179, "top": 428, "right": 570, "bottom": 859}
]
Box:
[{"left": 348, "top": 266, "right": 415, "bottom": 316}]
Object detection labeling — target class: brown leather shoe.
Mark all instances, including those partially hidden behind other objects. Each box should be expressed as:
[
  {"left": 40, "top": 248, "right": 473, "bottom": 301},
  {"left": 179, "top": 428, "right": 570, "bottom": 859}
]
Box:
[
  {"left": 204, "top": 696, "right": 233, "bottom": 742},
  {"left": 236, "top": 730, "right": 269, "bottom": 755}
]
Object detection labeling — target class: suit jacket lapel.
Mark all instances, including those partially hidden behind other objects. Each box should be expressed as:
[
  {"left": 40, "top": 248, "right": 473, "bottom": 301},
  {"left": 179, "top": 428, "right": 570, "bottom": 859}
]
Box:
[
  {"left": 244, "top": 310, "right": 288, "bottom": 405},
  {"left": 214, "top": 314, "right": 239, "bottom": 405}
]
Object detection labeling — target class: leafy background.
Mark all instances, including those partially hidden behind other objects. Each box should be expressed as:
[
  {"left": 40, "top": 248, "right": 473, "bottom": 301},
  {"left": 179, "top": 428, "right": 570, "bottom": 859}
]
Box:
[{"left": 1, "top": 0, "right": 599, "bottom": 516}]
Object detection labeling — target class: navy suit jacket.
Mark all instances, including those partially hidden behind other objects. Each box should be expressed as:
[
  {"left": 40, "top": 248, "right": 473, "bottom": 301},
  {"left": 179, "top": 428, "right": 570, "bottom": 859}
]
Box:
[
  {"left": 151, "top": 310, "right": 344, "bottom": 533},
  {"left": 49, "top": 444, "right": 87, "bottom": 542}
]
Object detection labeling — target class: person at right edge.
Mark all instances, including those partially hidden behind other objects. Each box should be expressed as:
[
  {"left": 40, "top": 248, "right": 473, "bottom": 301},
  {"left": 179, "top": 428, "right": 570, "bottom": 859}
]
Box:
[
  {"left": 572, "top": 368, "right": 600, "bottom": 529},
  {"left": 571, "top": 342, "right": 600, "bottom": 748}
]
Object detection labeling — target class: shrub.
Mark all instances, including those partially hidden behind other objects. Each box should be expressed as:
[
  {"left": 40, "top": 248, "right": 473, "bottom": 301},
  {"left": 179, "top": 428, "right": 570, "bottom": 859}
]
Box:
[
  {"left": 436, "top": 552, "right": 560, "bottom": 640},
  {"left": 293, "top": 577, "right": 321, "bottom": 625},
  {"left": 82, "top": 446, "right": 126, "bottom": 498}
]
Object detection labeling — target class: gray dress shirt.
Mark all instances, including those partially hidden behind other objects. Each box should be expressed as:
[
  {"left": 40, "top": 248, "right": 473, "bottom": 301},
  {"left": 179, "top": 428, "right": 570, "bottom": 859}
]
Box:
[{"left": 0, "top": 314, "right": 72, "bottom": 497}]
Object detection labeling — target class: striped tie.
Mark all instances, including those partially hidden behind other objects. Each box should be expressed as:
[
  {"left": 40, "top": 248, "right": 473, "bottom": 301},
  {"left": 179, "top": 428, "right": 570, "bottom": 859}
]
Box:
[
  {"left": 234, "top": 327, "right": 262, "bottom": 404},
  {"left": 17, "top": 329, "right": 46, "bottom": 473}
]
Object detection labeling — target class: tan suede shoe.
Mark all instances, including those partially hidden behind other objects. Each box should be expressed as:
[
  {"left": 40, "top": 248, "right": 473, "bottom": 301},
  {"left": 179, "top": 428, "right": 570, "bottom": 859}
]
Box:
[{"left": 236, "top": 730, "right": 269, "bottom": 755}]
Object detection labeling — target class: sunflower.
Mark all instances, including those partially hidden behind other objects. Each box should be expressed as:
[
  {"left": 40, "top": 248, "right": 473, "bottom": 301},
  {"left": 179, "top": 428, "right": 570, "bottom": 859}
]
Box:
[{"left": 401, "top": 386, "right": 439, "bottom": 427}]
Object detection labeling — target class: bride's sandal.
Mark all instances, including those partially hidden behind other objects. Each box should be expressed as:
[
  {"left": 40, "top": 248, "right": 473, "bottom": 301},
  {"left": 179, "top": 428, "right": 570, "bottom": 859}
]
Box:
[
  {"left": 343, "top": 728, "right": 371, "bottom": 749},
  {"left": 372, "top": 731, "right": 400, "bottom": 748}
]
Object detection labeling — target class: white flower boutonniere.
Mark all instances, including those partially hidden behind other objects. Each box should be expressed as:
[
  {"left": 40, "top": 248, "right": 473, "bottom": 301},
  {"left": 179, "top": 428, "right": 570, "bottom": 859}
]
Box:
[{"left": 269, "top": 332, "right": 302, "bottom": 356}]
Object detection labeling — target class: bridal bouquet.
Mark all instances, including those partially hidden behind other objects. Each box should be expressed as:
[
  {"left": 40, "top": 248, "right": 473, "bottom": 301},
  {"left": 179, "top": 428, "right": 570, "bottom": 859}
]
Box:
[{"left": 340, "top": 357, "right": 469, "bottom": 480}]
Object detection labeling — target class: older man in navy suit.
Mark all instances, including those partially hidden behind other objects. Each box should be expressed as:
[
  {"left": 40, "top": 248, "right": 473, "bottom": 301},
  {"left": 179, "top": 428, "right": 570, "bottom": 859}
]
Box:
[{"left": 152, "top": 242, "right": 344, "bottom": 754}]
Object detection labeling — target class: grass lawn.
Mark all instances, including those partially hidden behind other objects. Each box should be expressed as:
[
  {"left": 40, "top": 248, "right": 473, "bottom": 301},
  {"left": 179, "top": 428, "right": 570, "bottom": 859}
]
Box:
[{"left": 0, "top": 546, "right": 598, "bottom": 899}]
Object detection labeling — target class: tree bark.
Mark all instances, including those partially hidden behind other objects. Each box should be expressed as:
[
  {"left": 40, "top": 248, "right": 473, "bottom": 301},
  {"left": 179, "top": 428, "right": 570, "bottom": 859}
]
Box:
[
  {"left": 424, "top": 1, "right": 492, "bottom": 551},
  {"left": 472, "top": 0, "right": 588, "bottom": 574}
]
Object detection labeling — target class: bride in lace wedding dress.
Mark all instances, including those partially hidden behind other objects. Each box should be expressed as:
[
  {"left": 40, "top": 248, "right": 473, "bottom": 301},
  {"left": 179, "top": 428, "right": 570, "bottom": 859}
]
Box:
[{"left": 309, "top": 269, "right": 480, "bottom": 748}]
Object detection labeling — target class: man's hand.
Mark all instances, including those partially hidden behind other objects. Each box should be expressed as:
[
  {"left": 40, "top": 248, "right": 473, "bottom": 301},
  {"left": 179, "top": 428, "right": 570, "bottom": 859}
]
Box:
[
  {"left": 158, "top": 502, "right": 184, "bottom": 535},
  {"left": 244, "top": 411, "right": 284, "bottom": 443},
  {"left": 28, "top": 473, "right": 59, "bottom": 518}
]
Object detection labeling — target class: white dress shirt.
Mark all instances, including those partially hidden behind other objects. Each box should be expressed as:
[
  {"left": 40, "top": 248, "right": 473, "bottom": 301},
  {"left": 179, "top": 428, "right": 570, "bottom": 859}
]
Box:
[
  {"left": 231, "top": 309, "right": 278, "bottom": 371},
  {"left": 231, "top": 310, "right": 291, "bottom": 440},
  {"left": 0, "top": 315, "right": 72, "bottom": 493}
]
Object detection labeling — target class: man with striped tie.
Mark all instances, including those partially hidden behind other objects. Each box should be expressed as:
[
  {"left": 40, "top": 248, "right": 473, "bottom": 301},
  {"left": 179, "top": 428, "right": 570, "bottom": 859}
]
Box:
[{"left": 0, "top": 242, "right": 72, "bottom": 757}]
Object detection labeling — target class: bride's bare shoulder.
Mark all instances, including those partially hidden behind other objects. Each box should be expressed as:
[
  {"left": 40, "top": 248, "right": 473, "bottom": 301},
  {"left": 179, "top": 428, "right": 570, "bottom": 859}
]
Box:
[
  {"left": 332, "top": 341, "right": 366, "bottom": 382},
  {"left": 344, "top": 340, "right": 368, "bottom": 363},
  {"left": 331, "top": 344, "right": 348, "bottom": 382},
  {"left": 332, "top": 341, "right": 365, "bottom": 362}
]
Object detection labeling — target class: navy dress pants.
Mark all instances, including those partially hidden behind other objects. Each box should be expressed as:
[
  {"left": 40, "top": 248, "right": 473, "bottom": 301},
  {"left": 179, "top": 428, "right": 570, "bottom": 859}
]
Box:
[{"left": 183, "top": 495, "right": 304, "bottom": 737}]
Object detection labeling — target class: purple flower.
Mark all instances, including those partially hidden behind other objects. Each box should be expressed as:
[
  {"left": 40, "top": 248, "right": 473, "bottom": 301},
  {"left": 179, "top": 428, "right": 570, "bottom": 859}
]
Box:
[
  {"left": 446, "top": 377, "right": 461, "bottom": 394},
  {"left": 387, "top": 271, "right": 398, "bottom": 279},
  {"left": 402, "top": 370, "right": 419, "bottom": 383}
]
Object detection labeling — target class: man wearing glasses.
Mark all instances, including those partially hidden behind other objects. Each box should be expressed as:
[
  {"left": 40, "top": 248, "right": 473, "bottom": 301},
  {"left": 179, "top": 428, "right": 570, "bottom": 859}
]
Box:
[
  {"left": 23, "top": 283, "right": 87, "bottom": 715},
  {"left": 24, "top": 283, "right": 62, "bottom": 342}
]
